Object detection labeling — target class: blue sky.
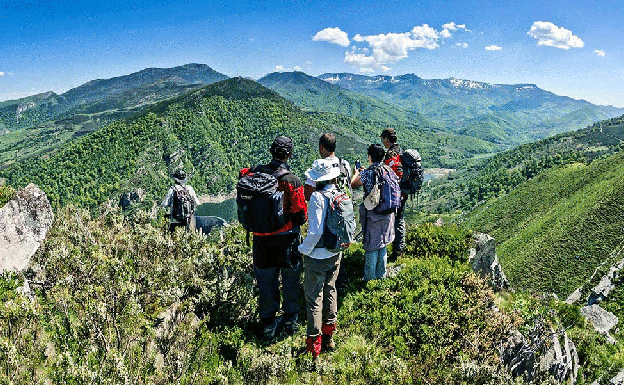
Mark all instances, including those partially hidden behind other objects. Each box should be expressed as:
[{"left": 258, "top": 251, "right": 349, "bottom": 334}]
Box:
[{"left": 1, "top": 0, "right": 623, "bottom": 107}]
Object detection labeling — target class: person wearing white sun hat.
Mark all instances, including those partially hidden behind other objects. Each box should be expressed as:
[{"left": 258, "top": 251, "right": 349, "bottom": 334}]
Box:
[{"left": 299, "top": 158, "right": 343, "bottom": 364}]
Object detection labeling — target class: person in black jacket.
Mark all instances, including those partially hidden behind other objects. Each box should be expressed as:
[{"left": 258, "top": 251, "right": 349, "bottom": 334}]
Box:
[{"left": 239, "top": 136, "right": 308, "bottom": 339}]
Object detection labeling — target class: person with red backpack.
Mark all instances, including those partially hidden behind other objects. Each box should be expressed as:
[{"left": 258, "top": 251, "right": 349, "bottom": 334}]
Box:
[
  {"left": 237, "top": 136, "right": 307, "bottom": 339},
  {"left": 162, "top": 169, "right": 199, "bottom": 233},
  {"left": 351, "top": 144, "right": 397, "bottom": 281},
  {"left": 380, "top": 128, "right": 407, "bottom": 261}
]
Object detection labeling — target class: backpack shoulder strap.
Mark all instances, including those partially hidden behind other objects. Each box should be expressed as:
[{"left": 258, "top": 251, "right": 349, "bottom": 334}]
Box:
[{"left": 272, "top": 165, "right": 291, "bottom": 180}]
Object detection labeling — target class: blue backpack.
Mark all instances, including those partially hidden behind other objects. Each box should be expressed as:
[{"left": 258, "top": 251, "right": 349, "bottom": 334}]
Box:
[{"left": 374, "top": 164, "right": 401, "bottom": 215}]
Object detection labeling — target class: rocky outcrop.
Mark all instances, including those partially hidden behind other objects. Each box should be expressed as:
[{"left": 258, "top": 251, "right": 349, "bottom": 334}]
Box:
[
  {"left": 581, "top": 305, "right": 618, "bottom": 344},
  {"left": 588, "top": 258, "right": 624, "bottom": 306},
  {"left": 502, "top": 320, "right": 579, "bottom": 384},
  {"left": 468, "top": 233, "right": 509, "bottom": 291},
  {"left": 119, "top": 188, "right": 146, "bottom": 209},
  {"left": 566, "top": 247, "right": 624, "bottom": 343},
  {"left": 194, "top": 215, "right": 228, "bottom": 236},
  {"left": 0, "top": 184, "right": 54, "bottom": 272}
]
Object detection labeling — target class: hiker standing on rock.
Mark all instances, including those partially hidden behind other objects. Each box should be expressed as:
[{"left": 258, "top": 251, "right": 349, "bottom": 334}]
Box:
[
  {"left": 380, "top": 128, "right": 406, "bottom": 261},
  {"left": 299, "top": 158, "right": 352, "bottom": 364},
  {"left": 351, "top": 144, "right": 398, "bottom": 281},
  {"left": 237, "top": 136, "right": 307, "bottom": 339},
  {"left": 162, "top": 169, "right": 199, "bottom": 233}
]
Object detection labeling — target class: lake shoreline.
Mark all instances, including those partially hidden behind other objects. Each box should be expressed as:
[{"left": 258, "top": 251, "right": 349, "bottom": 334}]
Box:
[{"left": 198, "top": 190, "right": 236, "bottom": 204}]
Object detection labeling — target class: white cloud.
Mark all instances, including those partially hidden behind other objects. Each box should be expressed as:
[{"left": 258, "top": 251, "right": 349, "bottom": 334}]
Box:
[
  {"left": 359, "top": 68, "right": 375, "bottom": 73},
  {"left": 313, "top": 27, "right": 350, "bottom": 47},
  {"left": 455, "top": 43, "right": 468, "bottom": 48},
  {"left": 340, "top": 23, "right": 470, "bottom": 71},
  {"left": 595, "top": 49, "right": 606, "bottom": 57},
  {"left": 485, "top": 45, "right": 502, "bottom": 51},
  {"left": 527, "top": 21, "right": 584, "bottom": 50},
  {"left": 442, "top": 22, "right": 466, "bottom": 31},
  {"left": 0, "top": 72, "right": 4, "bottom": 77},
  {"left": 344, "top": 49, "right": 379, "bottom": 68},
  {"left": 410, "top": 24, "right": 440, "bottom": 48},
  {"left": 274, "top": 65, "right": 288, "bottom": 72},
  {"left": 294, "top": 65, "right": 302, "bottom": 71}
]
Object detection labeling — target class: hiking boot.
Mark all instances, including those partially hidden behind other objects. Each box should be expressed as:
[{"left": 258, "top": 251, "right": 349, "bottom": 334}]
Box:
[
  {"left": 262, "top": 317, "right": 280, "bottom": 340},
  {"left": 321, "top": 334, "right": 336, "bottom": 351},
  {"left": 306, "top": 335, "right": 322, "bottom": 360},
  {"left": 283, "top": 313, "right": 299, "bottom": 335}
]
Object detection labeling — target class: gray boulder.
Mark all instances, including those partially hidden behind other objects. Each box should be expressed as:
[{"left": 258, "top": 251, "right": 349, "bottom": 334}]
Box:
[
  {"left": 194, "top": 215, "right": 228, "bottom": 236},
  {"left": 588, "top": 259, "right": 624, "bottom": 305},
  {"left": 581, "top": 304, "right": 618, "bottom": 344},
  {"left": 468, "top": 233, "right": 509, "bottom": 291},
  {"left": 0, "top": 184, "right": 54, "bottom": 272}
]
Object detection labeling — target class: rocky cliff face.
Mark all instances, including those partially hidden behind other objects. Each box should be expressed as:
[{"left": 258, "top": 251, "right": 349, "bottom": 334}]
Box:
[
  {"left": 0, "top": 184, "right": 54, "bottom": 271},
  {"left": 468, "top": 233, "right": 509, "bottom": 291}
]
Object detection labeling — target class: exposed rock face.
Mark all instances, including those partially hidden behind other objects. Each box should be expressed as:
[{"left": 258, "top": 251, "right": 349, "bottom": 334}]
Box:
[
  {"left": 588, "top": 258, "right": 624, "bottom": 306},
  {"left": 502, "top": 321, "right": 579, "bottom": 384},
  {"left": 468, "top": 233, "right": 509, "bottom": 291},
  {"left": 581, "top": 304, "right": 618, "bottom": 344},
  {"left": 119, "top": 188, "right": 146, "bottom": 209},
  {"left": 0, "top": 184, "right": 54, "bottom": 271},
  {"left": 566, "top": 248, "right": 623, "bottom": 342},
  {"left": 194, "top": 215, "right": 227, "bottom": 236}
]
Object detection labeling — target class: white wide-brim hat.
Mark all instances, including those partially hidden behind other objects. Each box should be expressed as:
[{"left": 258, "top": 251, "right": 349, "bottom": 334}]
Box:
[{"left": 305, "top": 158, "right": 341, "bottom": 182}]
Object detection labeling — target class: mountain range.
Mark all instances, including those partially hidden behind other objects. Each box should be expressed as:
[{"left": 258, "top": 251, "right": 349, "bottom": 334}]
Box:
[
  {"left": 0, "top": 63, "right": 228, "bottom": 134},
  {"left": 317, "top": 73, "right": 624, "bottom": 145}
]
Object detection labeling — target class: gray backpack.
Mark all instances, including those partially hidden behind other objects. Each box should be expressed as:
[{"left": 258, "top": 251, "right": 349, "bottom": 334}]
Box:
[{"left": 318, "top": 188, "right": 356, "bottom": 252}]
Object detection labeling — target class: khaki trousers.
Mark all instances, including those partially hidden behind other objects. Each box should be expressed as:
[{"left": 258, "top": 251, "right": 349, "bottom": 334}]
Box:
[{"left": 304, "top": 253, "right": 341, "bottom": 336}]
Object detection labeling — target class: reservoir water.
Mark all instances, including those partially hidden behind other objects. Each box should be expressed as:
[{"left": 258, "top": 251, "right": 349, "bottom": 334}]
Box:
[{"left": 196, "top": 171, "right": 445, "bottom": 223}]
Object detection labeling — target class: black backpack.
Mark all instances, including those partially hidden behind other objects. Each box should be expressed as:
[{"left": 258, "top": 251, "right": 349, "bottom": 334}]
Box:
[
  {"left": 236, "top": 167, "right": 290, "bottom": 234},
  {"left": 400, "top": 149, "right": 424, "bottom": 199},
  {"left": 171, "top": 185, "right": 196, "bottom": 222}
]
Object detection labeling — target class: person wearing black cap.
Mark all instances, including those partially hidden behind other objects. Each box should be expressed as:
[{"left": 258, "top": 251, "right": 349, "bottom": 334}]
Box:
[{"left": 239, "top": 135, "right": 308, "bottom": 339}]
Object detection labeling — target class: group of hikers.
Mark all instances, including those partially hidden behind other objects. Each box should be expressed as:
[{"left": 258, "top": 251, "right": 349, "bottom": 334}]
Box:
[{"left": 162, "top": 128, "right": 423, "bottom": 364}]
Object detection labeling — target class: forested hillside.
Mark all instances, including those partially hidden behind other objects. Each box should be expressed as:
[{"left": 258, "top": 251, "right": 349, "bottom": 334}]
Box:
[
  {"left": 0, "top": 64, "right": 229, "bottom": 168},
  {"left": 0, "top": 77, "right": 495, "bottom": 209},
  {"left": 462, "top": 149, "right": 624, "bottom": 297},
  {"left": 319, "top": 73, "right": 624, "bottom": 146},
  {"left": 258, "top": 71, "right": 430, "bottom": 127},
  {"left": 426, "top": 115, "right": 624, "bottom": 214}
]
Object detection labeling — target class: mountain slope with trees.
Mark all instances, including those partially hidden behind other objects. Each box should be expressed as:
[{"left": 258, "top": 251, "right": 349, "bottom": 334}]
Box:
[
  {"left": 319, "top": 73, "right": 624, "bottom": 146},
  {"left": 463, "top": 150, "right": 624, "bottom": 297},
  {"left": 0, "top": 77, "right": 495, "bottom": 208},
  {"left": 0, "top": 64, "right": 229, "bottom": 168},
  {"left": 257, "top": 71, "right": 431, "bottom": 127}
]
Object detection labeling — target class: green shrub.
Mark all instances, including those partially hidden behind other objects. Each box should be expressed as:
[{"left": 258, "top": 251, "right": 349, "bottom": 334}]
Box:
[
  {"left": 405, "top": 223, "right": 473, "bottom": 263},
  {"left": 0, "top": 182, "right": 14, "bottom": 207}
]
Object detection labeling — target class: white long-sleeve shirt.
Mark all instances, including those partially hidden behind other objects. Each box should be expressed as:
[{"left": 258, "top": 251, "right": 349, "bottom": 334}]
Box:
[{"left": 298, "top": 184, "right": 341, "bottom": 260}]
